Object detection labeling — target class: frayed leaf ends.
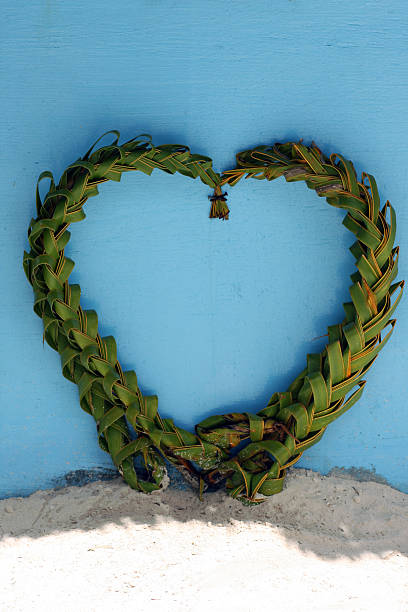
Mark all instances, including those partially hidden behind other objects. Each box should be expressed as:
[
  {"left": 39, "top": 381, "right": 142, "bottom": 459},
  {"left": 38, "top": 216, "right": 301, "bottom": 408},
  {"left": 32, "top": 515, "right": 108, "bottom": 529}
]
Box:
[{"left": 209, "top": 185, "right": 229, "bottom": 220}]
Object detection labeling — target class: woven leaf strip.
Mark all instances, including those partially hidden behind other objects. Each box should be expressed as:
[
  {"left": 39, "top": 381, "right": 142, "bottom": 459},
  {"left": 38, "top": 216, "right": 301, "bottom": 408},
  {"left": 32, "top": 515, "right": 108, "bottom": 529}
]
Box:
[{"left": 23, "top": 134, "right": 403, "bottom": 505}]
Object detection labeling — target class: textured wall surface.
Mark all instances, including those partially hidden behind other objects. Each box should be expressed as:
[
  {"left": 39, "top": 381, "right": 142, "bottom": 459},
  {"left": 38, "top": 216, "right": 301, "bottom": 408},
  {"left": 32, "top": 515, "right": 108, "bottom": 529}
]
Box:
[{"left": 1, "top": 1, "right": 407, "bottom": 498}]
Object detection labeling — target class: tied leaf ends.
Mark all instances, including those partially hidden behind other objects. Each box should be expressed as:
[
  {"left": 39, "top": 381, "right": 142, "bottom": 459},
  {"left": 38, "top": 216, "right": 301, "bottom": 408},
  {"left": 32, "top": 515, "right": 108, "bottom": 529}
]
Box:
[{"left": 209, "top": 185, "right": 229, "bottom": 220}]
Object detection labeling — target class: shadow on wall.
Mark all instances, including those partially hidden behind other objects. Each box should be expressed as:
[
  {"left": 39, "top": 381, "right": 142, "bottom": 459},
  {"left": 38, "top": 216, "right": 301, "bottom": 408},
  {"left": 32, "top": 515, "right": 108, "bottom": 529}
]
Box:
[{"left": 1, "top": 464, "right": 407, "bottom": 561}]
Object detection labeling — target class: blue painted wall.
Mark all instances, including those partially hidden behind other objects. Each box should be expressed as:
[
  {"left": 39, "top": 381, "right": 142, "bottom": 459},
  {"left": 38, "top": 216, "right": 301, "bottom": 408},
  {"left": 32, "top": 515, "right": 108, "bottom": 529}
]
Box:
[{"left": 1, "top": 1, "right": 407, "bottom": 498}]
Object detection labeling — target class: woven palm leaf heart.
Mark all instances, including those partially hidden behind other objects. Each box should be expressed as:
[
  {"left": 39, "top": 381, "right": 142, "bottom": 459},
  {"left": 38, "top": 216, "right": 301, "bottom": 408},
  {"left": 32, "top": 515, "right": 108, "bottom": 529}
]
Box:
[{"left": 23, "top": 131, "right": 404, "bottom": 506}]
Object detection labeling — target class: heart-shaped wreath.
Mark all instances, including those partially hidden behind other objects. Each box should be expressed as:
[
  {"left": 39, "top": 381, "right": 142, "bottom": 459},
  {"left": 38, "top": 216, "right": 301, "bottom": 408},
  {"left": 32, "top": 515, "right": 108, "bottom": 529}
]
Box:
[{"left": 23, "top": 131, "right": 403, "bottom": 505}]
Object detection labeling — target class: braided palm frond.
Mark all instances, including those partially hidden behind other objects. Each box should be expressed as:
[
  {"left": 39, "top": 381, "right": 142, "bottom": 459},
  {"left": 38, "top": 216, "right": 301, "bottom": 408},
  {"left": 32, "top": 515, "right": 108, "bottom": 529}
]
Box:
[{"left": 23, "top": 132, "right": 403, "bottom": 505}]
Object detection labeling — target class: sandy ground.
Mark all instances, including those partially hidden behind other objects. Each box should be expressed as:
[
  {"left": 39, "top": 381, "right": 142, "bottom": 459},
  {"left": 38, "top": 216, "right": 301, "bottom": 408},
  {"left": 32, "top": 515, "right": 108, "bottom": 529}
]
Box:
[{"left": 1, "top": 468, "right": 407, "bottom": 612}]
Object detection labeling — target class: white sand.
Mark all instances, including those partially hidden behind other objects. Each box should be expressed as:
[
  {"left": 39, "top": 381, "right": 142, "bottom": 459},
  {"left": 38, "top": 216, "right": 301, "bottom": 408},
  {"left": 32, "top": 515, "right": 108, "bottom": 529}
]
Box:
[{"left": 1, "top": 468, "right": 407, "bottom": 612}]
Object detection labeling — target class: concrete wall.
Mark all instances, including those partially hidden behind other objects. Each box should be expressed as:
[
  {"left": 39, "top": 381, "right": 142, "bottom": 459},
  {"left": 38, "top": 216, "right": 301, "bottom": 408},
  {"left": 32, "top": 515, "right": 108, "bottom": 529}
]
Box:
[{"left": 1, "top": 0, "right": 407, "bottom": 498}]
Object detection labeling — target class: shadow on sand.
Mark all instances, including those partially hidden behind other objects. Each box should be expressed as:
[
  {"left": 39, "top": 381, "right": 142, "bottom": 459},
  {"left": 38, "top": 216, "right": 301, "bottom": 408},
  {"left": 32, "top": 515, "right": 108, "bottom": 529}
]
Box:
[{"left": 1, "top": 464, "right": 407, "bottom": 561}]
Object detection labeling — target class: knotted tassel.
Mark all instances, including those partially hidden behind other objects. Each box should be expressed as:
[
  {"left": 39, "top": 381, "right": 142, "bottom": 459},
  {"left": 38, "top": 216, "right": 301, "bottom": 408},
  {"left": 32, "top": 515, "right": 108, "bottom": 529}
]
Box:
[{"left": 209, "top": 185, "right": 229, "bottom": 220}]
